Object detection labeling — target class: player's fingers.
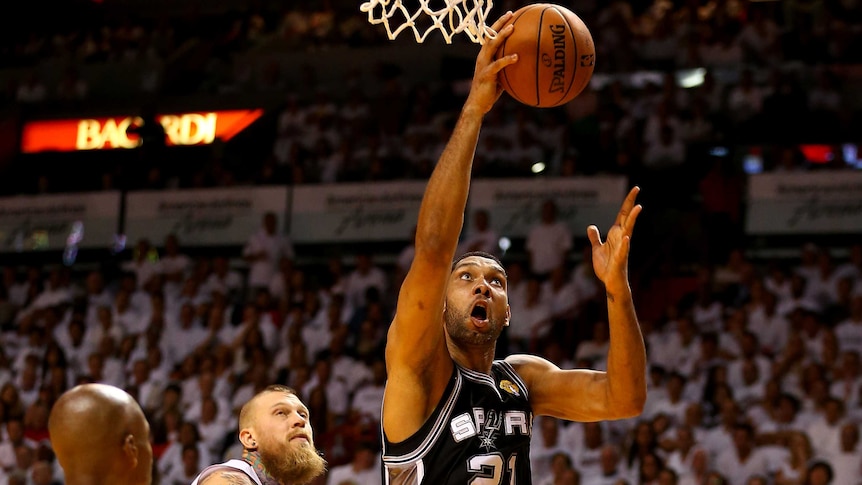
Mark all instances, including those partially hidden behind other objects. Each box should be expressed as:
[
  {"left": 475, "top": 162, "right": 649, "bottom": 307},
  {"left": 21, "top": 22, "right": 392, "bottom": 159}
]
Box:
[
  {"left": 489, "top": 52, "right": 518, "bottom": 74},
  {"left": 620, "top": 235, "right": 632, "bottom": 256},
  {"left": 587, "top": 225, "right": 602, "bottom": 247},
  {"left": 615, "top": 186, "right": 640, "bottom": 227},
  {"left": 488, "top": 10, "right": 514, "bottom": 35},
  {"left": 624, "top": 186, "right": 640, "bottom": 211},
  {"left": 478, "top": 23, "right": 512, "bottom": 67},
  {"left": 482, "top": 22, "right": 514, "bottom": 60},
  {"left": 624, "top": 204, "right": 643, "bottom": 235}
]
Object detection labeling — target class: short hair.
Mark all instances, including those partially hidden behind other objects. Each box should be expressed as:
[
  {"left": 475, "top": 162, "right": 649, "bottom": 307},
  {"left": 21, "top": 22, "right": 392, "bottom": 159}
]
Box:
[
  {"left": 734, "top": 422, "right": 755, "bottom": 437},
  {"left": 746, "top": 475, "right": 768, "bottom": 485},
  {"left": 550, "top": 451, "right": 572, "bottom": 468},
  {"left": 649, "top": 365, "right": 667, "bottom": 377},
  {"left": 262, "top": 384, "right": 296, "bottom": 395},
  {"left": 700, "top": 332, "right": 718, "bottom": 345},
  {"left": 667, "top": 372, "right": 687, "bottom": 384},
  {"left": 825, "top": 395, "right": 845, "bottom": 411},
  {"left": 451, "top": 251, "right": 507, "bottom": 277},
  {"left": 238, "top": 385, "right": 297, "bottom": 431},
  {"left": 660, "top": 468, "right": 679, "bottom": 484},
  {"left": 779, "top": 393, "right": 801, "bottom": 412},
  {"left": 807, "top": 461, "right": 834, "bottom": 482}
]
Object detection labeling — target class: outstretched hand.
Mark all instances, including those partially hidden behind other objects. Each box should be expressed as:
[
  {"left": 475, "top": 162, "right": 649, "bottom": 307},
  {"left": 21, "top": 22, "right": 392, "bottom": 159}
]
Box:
[
  {"left": 587, "top": 186, "right": 642, "bottom": 295},
  {"left": 466, "top": 11, "right": 519, "bottom": 115}
]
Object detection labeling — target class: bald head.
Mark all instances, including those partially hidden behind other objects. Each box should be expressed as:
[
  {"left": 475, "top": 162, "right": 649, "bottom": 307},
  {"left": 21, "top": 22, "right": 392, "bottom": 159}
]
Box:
[{"left": 49, "top": 384, "right": 152, "bottom": 485}]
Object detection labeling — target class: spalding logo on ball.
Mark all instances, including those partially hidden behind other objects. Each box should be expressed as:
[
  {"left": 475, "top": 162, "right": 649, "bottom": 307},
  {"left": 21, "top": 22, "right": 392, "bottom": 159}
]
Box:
[{"left": 495, "top": 3, "right": 595, "bottom": 108}]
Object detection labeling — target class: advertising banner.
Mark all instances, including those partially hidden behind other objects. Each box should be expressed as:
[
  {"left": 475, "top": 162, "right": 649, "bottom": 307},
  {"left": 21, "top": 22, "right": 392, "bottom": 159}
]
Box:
[
  {"left": 21, "top": 109, "right": 264, "bottom": 153},
  {"left": 291, "top": 181, "right": 425, "bottom": 242},
  {"left": 125, "top": 187, "right": 289, "bottom": 246},
  {"left": 0, "top": 192, "right": 120, "bottom": 252},
  {"left": 745, "top": 171, "right": 862, "bottom": 234},
  {"left": 469, "top": 176, "right": 628, "bottom": 238}
]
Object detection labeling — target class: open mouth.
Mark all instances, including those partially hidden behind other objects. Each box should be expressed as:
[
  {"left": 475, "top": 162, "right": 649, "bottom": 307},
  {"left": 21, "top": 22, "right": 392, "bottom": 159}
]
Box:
[{"left": 471, "top": 303, "right": 488, "bottom": 324}]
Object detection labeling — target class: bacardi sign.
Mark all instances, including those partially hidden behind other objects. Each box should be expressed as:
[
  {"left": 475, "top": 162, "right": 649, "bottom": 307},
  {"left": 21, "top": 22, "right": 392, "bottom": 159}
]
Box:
[{"left": 21, "top": 109, "right": 264, "bottom": 153}]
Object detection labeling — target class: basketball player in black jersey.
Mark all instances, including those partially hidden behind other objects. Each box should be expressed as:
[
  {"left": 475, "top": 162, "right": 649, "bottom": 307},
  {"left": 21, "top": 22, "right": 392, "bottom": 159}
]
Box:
[{"left": 381, "top": 11, "right": 647, "bottom": 485}]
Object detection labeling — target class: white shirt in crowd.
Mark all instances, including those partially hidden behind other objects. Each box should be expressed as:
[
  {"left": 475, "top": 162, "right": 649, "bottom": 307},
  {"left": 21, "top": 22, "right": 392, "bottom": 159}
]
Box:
[
  {"left": 243, "top": 228, "right": 295, "bottom": 289},
  {"left": 526, "top": 221, "right": 572, "bottom": 275}
]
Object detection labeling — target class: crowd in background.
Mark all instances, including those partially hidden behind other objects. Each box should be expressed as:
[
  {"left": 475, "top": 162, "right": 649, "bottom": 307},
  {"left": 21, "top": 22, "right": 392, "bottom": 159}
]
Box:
[
  {"left": 3, "top": 0, "right": 862, "bottom": 71},
  {"left": 0, "top": 213, "right": 858, "bottom": 485},
  {"left": 0, "top": 0, "right": 859, "bottom": 485},
  {"left": 0, "top": 0, "right": 859, "bottom": 201}
]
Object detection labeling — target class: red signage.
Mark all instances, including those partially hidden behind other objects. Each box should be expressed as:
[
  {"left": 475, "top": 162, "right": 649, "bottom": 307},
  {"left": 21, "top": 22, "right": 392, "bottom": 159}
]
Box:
[{"left": 20, "top": 109, "right": 264, "bottom": 153}]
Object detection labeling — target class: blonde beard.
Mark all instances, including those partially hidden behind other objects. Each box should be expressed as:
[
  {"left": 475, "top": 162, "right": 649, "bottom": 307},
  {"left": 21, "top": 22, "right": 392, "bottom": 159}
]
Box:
[{"left": 260, "top": 439, "right": 327, "bottom": 485}]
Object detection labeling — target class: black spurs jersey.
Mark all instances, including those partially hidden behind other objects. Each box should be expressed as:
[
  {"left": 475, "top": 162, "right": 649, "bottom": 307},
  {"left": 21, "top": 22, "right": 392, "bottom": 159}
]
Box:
[{"left": 382, "top": 360, "right": 534, "bottom": 485}]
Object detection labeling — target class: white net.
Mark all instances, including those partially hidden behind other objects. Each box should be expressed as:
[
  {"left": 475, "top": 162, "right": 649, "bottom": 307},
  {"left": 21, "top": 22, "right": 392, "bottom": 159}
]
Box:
[{"left": 359, "top": 0, "right": 496, "bottom": 44}]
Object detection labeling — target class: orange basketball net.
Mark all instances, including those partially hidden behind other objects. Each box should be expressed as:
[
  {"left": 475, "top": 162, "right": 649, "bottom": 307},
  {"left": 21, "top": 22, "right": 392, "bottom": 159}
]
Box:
[{"left": 359, "top": 0, "right": 496, "bottom": 44}]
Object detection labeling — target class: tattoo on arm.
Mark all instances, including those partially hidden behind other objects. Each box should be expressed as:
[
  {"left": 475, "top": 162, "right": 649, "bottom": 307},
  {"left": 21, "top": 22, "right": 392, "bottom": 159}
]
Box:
[
  {"left": 606, "top": 291, "right": 615, "bottom": 303},
  {"left": 200, "top": 471, "right": 254, "bottom": 485}
]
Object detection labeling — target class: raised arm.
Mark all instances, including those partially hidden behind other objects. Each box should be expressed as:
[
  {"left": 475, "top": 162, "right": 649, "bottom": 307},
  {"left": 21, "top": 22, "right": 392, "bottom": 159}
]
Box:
[
  {"left": 507, "top": 187, "right": 647, "bottom": 421},
  {"left": 382, "top": 13, "right": 518, "bottom": 443}
]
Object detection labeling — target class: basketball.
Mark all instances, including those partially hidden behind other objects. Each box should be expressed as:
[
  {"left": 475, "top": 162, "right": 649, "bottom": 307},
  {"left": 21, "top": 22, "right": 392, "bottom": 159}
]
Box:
[{"left": 495, "top": 3, "right": 595, "bottom": 108}]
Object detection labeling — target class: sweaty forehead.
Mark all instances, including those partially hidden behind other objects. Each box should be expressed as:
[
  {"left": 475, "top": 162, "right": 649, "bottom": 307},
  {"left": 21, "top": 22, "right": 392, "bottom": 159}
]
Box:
[{"left": 453, "top": 256, "right": 506, "bottom": 275}]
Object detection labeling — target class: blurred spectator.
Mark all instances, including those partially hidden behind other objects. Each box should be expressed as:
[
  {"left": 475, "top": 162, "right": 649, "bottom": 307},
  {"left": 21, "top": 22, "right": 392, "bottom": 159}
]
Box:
[
  {"left": 714, "top": 423, "right": 771, "bottom": 485},
  {"left": 643, "top": 122, "right": 686, "bottom": 171},
  {"left": 507, "top": 277, "right": 551, "bottom": 353},
  {"left": 29, "top": 459, "right": 57, "bottom": 485},
  {"left": 525, "top": 200, "right": 572, "bottom": 279},
  {"left": 159, "top": 234, "right": 191, "bottom": 292},
  {"left": 775, "top": 431, "right": 813, "bottom": 485},
  {"left": 349, "top": 357, "right": 384, "bottom": 425},
  {"left": 203, "top": 256, "right": 243, "bottom": 302},
  {"left": 531, "top": 417, "right": 573, "bottom": 484},
  {"left": 242, "top": 212, "right": 295, "bottom": 294},
  {"left": 828, "top": 422, "right": 862, "bottom": 484},
  {"left": 15, "top": 71, "right": 46, "bottom": 104},
  {"left": 162, "top": 444, "right": 200, "bottom": 485},
  {"left": 157, "top": 421, "right": 210, "bottom": 481},
  {"left": 738, "top": 6, "right": 781, "bottom": 65},
  {"left": 803, "top": 461, "right": 834, "bottom": 485},
  {"left": 457, "top": 209, "right": 500, "bottom": 257},
  {"left": 54, "top": 66, "right": 88, "bottom": 102},
  {"left": 538, "top": 451, "right": 580, "bottom": 485},
  {"left": 121, "top": 239, "right": 159, "bottom": 290},
  {"left": 573, "top": 421, "right": 608, "bottom": 482},
  {"left": 325, "top": 441, "right": 381, "bottom": 485},
  {"left": 343, "top": 253, "right": 387, "bottom": 312}
]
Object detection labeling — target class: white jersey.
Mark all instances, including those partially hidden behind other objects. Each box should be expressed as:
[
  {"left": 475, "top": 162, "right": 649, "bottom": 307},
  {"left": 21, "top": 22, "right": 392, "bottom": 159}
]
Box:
[{"left": 190, "top": 459, "right": 262, "bottom": 485}]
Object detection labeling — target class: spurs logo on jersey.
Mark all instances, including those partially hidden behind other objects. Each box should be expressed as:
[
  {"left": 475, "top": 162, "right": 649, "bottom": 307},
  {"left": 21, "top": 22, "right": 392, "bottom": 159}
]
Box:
[
  {"left": 383, "top": 361, "right": 534, "bottom": 485},
  {"left": 450, "top": 408, "right": 531, "bottom": 449}
]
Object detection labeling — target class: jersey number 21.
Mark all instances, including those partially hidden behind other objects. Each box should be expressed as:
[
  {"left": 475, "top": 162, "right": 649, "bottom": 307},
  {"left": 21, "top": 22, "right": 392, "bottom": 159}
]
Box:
[{"left": 468, "top": 453, "right": 517, "bottom": 485}]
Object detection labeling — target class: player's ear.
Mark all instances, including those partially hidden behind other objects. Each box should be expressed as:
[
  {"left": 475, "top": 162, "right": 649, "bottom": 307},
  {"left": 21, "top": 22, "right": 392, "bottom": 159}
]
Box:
[
  {"left": 504, "top": 305, "right": 510, "bottom": 327},
  {"left": 122, "top": 434, "right": 139, "bottom": 468},
  {"left": 239, "top": 428, "right": 256, "bottom": 450}
]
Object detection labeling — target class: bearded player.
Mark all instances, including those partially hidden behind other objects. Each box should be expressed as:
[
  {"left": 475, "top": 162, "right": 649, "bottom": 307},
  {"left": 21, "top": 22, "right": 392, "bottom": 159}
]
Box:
[{"left": 192, "top": 385, "right": 326, "bottom": 485}]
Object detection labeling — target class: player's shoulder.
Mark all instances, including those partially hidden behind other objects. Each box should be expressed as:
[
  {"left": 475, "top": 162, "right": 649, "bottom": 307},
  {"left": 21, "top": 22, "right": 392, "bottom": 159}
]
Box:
[
  {"left": 503, "top": 354, "right": 557, "bottom": 382},
  {"left": 198, "top": 467, "right": 257, "bottom": 485},
  {"left": 503, "top": 353, "right": 553, "bottom": 369}
]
